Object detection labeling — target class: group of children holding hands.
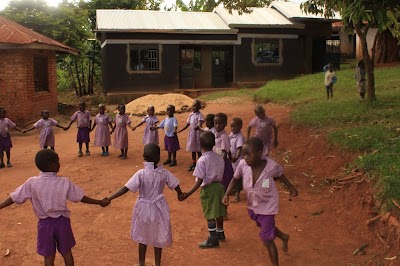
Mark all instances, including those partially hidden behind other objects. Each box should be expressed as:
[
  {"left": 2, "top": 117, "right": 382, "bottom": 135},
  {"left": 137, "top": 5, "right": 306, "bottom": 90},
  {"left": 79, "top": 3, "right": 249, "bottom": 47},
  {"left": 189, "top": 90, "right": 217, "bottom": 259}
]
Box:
[{"left": 0, "top": 100, "right": 298, "bottom": 266}]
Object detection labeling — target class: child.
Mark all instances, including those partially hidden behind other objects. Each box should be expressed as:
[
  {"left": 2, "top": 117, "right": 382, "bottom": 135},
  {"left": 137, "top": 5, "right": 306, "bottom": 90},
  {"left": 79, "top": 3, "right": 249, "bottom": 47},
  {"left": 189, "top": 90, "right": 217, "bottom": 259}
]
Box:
[
  {"left": 64, "top": 101, "right": 92, "bottom": 157},
  {"left": 0, "top": 107, "right": 24, "bottom": 168},
  {"left": 229, "top": 118, "right": 245, "bottom": 203},
  {"left": 132, "top": 105, "right": 159, "bottom": 145},
  {"left": 355, "top": 59, "right": 367, "bottom": 101},
  {"left": 152, "top": 105, "right": 180, "bottom": 167},
  {"left": 180, "top": 131, "right": 226, "bottom": 248},
  {"left": 112, "top": 104, "right": 133, "bottom": 159},
  {"left": 223, "top": 137, "right": 298, "bottom": 266},
  {"left": 0, "top": 149, "right": 110, "bottom": 265},
  {"left": 107, "top": 143, "right": 183, "bottom": 266},
  {"left": 91, "top": 104, "right": 113, "bottom": 156},
  {"left": 323, "top": 63, "right": 336, "bottom": 100},
  {"left": 213, "top": 113, "right": 234, "bottom": 192},
  {"left": 247, "top": 105, "right": 278, "bottom": 156},
  {"left": 178, "top": 100, "right": 204, "bottom": 171},
  {"left": 24, "top": 110, "right": 66, "bottom": 150},
  {"left": 201, "top": 113, "right": 216, "bottom": 134}
]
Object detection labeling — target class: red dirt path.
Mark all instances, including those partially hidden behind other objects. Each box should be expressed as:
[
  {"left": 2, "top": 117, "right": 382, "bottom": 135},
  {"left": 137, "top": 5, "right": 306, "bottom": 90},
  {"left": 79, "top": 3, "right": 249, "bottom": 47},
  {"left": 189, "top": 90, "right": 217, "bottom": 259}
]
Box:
[{"left": 0, "top": 100, "right": 387, "bottom": 265}]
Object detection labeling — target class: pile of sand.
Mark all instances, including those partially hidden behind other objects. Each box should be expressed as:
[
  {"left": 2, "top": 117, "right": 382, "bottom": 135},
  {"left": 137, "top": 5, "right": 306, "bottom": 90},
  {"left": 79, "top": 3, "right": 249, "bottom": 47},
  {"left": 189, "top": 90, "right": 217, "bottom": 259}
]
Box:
[{"left": 124, "top": 93, "right": 195, "bottom": 116}]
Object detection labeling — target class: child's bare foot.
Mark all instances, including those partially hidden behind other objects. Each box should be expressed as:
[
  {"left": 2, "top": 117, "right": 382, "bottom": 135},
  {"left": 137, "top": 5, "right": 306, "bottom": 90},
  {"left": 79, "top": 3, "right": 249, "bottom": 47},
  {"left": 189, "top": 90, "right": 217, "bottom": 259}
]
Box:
[
  {"left": 117, "top": 153, "right": 124, "bottom": 158},
  {"left": 282, "top": 234, "right": 290, "bottom": 252},
  {"left": 233, "top": 193, "right": 240, "bottom": 203}
]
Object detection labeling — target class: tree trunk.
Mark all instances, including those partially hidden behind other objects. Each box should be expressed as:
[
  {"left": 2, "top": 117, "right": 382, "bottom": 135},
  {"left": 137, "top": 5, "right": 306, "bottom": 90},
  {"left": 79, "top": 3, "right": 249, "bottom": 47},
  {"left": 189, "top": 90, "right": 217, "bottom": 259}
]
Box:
[
  {"left": 68, "top": 64, "right": 78, "bottom": 97},
  {"left": 74, "top": 60, "right": 82, "bottom": 97},
  {"left": 375, "top": 31, "right": 400, "bottom": 63}
]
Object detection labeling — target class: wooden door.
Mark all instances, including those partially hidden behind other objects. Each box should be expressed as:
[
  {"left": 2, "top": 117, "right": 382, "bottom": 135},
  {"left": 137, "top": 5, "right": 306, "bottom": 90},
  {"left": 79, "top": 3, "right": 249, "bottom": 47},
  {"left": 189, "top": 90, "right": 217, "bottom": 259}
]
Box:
[{"left": 179, "top": 49, "right": 194, "bottom": 89}]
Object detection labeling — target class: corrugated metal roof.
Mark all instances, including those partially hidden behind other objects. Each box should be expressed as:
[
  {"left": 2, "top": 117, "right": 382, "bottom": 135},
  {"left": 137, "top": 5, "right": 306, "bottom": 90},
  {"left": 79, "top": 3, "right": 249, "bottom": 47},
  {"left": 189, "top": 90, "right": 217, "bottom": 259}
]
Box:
[
  {"left": 214, "top": 6, "right": 304, "bottom": 29},
  {"left": 272, "top": 2, "right": 341, "bottom": 20},
  {"left": 96, "top": 10, "right": 236, "bottom": 33},
  {"left": 0, "top": 16, "right": 77, "bottom": 54}
]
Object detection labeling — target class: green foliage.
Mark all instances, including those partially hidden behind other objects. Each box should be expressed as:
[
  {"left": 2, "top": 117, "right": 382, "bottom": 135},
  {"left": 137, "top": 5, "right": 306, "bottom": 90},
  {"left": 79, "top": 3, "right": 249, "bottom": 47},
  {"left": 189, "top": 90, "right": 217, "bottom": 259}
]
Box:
[
  {"left": 56, "top": 68, "right": 72, "bottom": 92},
  {"left": 169, "top": 0, "right": 272, "bottom": 12}
]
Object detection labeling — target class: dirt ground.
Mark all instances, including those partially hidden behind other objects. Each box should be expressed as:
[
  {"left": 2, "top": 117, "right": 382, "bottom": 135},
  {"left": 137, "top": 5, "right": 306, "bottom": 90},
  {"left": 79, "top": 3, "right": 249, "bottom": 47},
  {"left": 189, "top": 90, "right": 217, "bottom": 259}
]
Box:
[{"left": 0, "top": 99, "right": 393, "bottom": 265}]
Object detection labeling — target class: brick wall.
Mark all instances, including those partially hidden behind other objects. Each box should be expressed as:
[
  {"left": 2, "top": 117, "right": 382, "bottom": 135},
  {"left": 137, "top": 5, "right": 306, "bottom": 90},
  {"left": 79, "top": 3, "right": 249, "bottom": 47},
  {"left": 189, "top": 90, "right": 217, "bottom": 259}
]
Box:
[{"left": 0, "top": 49, "right": 58, "bottom": 125}]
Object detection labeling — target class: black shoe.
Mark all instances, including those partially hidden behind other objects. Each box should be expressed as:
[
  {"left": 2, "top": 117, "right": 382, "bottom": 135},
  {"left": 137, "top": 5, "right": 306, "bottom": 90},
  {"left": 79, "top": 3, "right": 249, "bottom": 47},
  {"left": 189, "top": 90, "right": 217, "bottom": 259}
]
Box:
[
  {"left": 0, "top": 163, "right": 5, "bottom": 169},
  {"left": 199, "top": 237, "right": 219, "bottom": 249},
  {"left": 217, "top": 231, "right": 225, "bottom": 241},
  {"left": 169, "top": 160, "right": 177, "bottom": 167},
  {"left": 188, "top": 163, "right": 196, "bottom": 171},
  {"left": 163, "top": 159, "right": 171, "bottom": 165}
]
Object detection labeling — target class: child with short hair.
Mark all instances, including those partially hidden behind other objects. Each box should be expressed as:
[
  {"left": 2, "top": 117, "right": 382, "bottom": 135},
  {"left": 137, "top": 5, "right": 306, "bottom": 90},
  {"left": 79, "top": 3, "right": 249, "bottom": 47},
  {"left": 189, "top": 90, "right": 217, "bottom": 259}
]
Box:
[
  {"left": 223, "top": 137, "right": 298, "bottom": 266},
  {"left": 111, "top": 104, "right": 133, "bottom": 159},
  {"left": 151, "top": 105, "right": 180, "bottom": 167},
  {"left": 229, "top": 118, "right": 245, "bottom": 203},
  {"left": 201, "top": 113, "right": 216, "bottom": 134},
  {"left": 107, "top": 143, "right": 183, "bottom": 266},
  {"left": 0, "top": 149, "right": 110, "bottom": 265},
  {"left": 24, "top": 110, "right": 66, "bottom": 150},
  {"left": 91, "top": 104, "right": 113, "bottom": 156},
  {"left": 180, "top": 131, "right": 226, "bottom": 248},
  {"left": 132, "top": 105, "right": 159, "bottom": 145},
  {"left": 247, "top": 105, "right": 278, "bottom": 156},
  {"left": 214, "top": 113, "right": 234, "bottom": 192},
  {"left": 178, "top": 100, "right": 204, "bottom": 171},
  {"left": 0, "top": 107, "right": 24, "bottom": 168},
  {"left": 323, "top": 63, "right": 336, "bottom": 100},
  {"left": 64, "top": 101, "right": 92, "bottom": 157}
]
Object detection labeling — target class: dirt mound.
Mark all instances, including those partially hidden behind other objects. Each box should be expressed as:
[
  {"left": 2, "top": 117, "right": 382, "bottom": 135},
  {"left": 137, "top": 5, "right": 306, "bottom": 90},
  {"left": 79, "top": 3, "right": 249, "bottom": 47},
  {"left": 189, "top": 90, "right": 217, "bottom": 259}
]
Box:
[{"left": 124, "top": 93, "right": 195, "bottom": 116}]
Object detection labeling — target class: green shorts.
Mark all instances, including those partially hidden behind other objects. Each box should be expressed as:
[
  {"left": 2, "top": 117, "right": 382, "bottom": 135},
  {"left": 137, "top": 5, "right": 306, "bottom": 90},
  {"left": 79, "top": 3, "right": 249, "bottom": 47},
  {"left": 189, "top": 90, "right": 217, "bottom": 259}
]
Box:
[{"left": 200, "top": 182, "right": 227, "bottom": 220}]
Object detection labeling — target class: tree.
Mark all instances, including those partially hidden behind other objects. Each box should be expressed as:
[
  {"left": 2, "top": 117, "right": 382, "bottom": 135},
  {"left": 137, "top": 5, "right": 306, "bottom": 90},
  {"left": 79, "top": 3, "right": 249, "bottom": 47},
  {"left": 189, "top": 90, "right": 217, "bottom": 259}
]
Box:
[
  {"left": 172, "top": 0, "right": 271, "bottom": 12},
  {"left": 301, "top": 0, "right": 400, "bottom": 101}
]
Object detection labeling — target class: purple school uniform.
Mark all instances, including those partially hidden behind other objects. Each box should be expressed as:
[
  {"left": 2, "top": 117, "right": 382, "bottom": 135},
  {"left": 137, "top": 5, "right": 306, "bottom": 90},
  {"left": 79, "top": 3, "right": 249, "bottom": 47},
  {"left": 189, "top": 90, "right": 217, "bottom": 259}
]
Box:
[
  {"left": 234, "top": 157, "right": 283, "bottom": 241},
  {"left": 125, "top": 162, "right": 180, "bottom": 248},
  {"left": 159, "top": 117, "right": 180, "bottom": 152},
  {"left": 70, "top": 110, "right": 91, "bottom": 143},
  {"left": 94, "top": 113, "right": 112, "bottom": 147},
  {"left": 114, "top": 114, "right": 131, "bottom": 149},
  {"left": 229, "top": 131, "right": 245, "bottom": 171},
  {"left": 10, "top": 172, "right": 85, "bottom": 256},
  {"left": 213, "top": 130, "right": 234, "bottom": 191},
  {"left": 142, "top": 115, "right": 159, "bottom": 145},
  {"left": 34, "top": 118, "right": 58, "bottom": 148},
  {"left": 248, "top": 116, "right": 276, "bottom": 155},
  {"left": 185, "top": 111, "right": 204, "bottom": 152},
  {"left": 0, "top": 118, "right": 16, "bottom": 152}
]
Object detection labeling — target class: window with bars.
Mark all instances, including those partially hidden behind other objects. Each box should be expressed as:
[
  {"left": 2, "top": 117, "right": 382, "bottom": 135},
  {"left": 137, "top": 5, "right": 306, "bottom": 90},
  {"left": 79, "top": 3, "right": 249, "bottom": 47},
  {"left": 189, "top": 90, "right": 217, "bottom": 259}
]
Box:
[
  {"left": 254, "top": 39, "right": 280, "bottom": 64},
  {"left": 129, "top": 45, "right": 159, "bottom": 71},
  {"left": 34, "top": 57, "right": 49, "bottom": 92}
]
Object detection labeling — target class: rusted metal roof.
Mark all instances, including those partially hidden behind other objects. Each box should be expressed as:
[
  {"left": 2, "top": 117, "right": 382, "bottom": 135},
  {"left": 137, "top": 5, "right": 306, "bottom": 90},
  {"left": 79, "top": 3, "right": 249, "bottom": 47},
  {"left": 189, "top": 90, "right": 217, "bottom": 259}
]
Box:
[
  {"left": 96, "top": 10, "right": 237, "bottom": 34},
  {"left": 214, "top": 6, "right": 304, "bottom": 29},
  {"left": 0, "top": 16, "right": 78, "bottom": 54},
  {"left": 272, "top": 2, "right": 341, "bottom": 21}
]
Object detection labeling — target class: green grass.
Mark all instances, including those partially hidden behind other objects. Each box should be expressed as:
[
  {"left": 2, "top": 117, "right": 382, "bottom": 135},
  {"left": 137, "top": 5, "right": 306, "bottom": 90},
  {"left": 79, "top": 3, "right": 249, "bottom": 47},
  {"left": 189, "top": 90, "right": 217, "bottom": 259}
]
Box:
[{"left": 254, "top": 64, "right": 400, "bottom": 206}]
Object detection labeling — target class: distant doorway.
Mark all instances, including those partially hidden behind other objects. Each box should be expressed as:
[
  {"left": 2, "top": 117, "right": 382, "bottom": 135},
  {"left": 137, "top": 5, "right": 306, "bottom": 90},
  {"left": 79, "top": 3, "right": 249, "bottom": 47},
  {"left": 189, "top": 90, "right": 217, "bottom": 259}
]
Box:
[
  {"left": 180, "top": 49, "right": 194, "bottom": 89},
  {"left": 212, "top": 48, "right": 233, "bottom": 88}
]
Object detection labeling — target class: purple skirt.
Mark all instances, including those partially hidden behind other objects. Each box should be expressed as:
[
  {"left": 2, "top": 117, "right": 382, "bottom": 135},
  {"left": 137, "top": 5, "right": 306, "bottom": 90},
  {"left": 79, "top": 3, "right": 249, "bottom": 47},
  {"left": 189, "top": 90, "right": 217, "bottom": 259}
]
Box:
[
  {"left": 76, "top": 127, "right": 90, "bottom": 143},
  {"left": 221, "top": 157, "right": 234, "bottom": 192},
  {"left": 0, "top": 134, "right": 12, "bottom": 152},
  {"left": 37, "top": 216, "right": 76, "bottom": 256},
  {"left": 164, "top": 135, "right": 180, "bottom": 153},
  {"left": 248, "top": 209, "right": 276, "bottom": 242}
]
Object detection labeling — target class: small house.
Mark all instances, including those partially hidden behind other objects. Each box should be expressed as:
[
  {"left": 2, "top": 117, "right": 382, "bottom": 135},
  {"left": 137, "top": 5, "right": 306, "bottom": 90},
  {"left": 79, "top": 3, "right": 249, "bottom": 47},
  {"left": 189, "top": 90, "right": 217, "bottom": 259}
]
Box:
[{"left": 0, "top": 16, "right": 77, "bottom": 124}]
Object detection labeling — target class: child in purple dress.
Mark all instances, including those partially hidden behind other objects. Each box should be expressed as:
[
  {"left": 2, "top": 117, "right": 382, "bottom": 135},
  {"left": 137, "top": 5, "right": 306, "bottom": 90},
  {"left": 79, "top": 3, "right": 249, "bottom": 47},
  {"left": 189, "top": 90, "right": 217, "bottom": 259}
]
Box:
[
  {"left": 178, "top": 100, "right": 204, "bottom": 171},
  {"left": 111, "top": 104, "right": 132, "bottom": 159},
  {"left": 65, "top": 101, "right": 92, "bottom": 157},
  {"left": 223, "top": 137, "right": 298, "bottom": 266},
  {"left": 133, "top": 105, "right": 159, "bottom": 145},
  {"left": 0, "top": 107, "right": 23, "bottom": 168},
  {"left": 229, "top": 118, "right": 245, "bottom": 203},
  {"left": 91, "top": 104, "right": 113, "bottom": 156},
  {"left": 107, "top": 143, "right": 183, "bottom": 266},
  {"left": 213, "top": 113, "right": 234, "bottom": 192},
  {"left": 24, "top": 110, "right": 66, "bottom": 150},
  {"left": 0, "top": 149, "right": 110, "bottom": 266},
  {"left": 247, "top": 105, "right": 278, "bottom": 156},
  {"left": 180, "top": 131, "right": 226, "bottom": 248},
  {"left": 152, "top": 105, "right": 180, "bottom": 167}
]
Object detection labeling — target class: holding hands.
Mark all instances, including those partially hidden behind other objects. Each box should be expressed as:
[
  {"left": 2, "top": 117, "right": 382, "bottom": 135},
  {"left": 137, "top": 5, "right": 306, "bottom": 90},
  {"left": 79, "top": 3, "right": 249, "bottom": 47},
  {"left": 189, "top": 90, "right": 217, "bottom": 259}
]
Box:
[{"left": 100, "top": 197, "right": 111, "bottom": 207}]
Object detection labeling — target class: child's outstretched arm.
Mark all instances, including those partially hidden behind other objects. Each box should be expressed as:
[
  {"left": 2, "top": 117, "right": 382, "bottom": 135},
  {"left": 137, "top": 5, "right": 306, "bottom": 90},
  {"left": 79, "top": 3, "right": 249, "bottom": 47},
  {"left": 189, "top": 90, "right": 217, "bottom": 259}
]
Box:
[
  {"left": 175, "top": 185, "right": 183, "bottom": 200},
  {"left": 133, "top": 121, "right": 144, "bottom": 131},
  {"left": 108, "top": 121, "right": 114, "bottom": 134},
  {"left": 64, "top": 120, "right": 74, "bottom": 131},
  {"left": 0, "top": 197, "right": 14, "bottom": 209},
  {"left": 23, "top": 125, "right": 36, "bottom": 133},
  {"left": 247, "top": 126, "right": 252, "bottom": 140},
  {"left": 222, "top": 178, "right": 240, "bottom": 205},
  {"left": 180, "top": 179, "right": 203, "bottom": 201},
  {"left": 91, "top": 122, "right": 97, "bottom": 132},
  {"left": 55, "top": 124, "right": 66, "bottom": 130},
  {"left": 177, "top": 123, "right": 189, "bottom": 133},
  {"left": 13, "top": 126, "right": 24, "bottom": 133},
  {"left": 275, "top": 174, "right": 298, "bottom": 197},
  {"left": 273, "top": 125, "right": 279, "bottom": 147},
  {"left": 107, "top": 186, "right": 130, "bottom": 201},
  {"left": 81, "top": 196, "right": 110, "bottom": 207},
  {"left": 231, "top": 147, "right": 242, "bottom": 163}
]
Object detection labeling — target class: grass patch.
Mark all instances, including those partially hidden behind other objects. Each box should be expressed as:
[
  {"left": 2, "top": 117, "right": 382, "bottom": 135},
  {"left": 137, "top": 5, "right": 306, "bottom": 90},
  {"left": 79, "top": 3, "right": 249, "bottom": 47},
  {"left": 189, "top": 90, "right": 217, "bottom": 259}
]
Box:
[{"left": 254, "top": 64, "right": 400, "bottom": 206}]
